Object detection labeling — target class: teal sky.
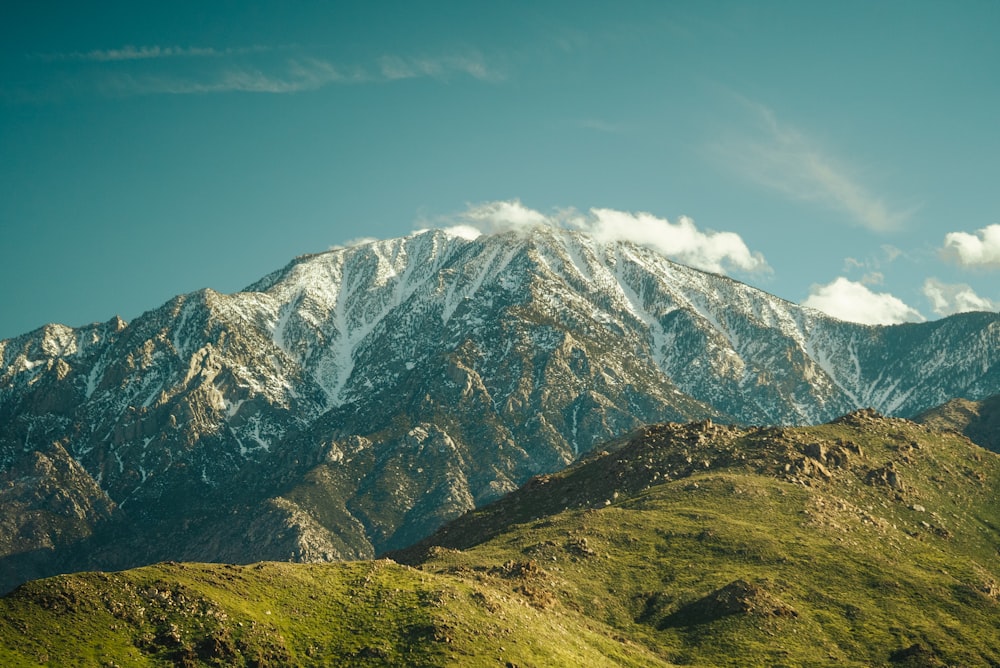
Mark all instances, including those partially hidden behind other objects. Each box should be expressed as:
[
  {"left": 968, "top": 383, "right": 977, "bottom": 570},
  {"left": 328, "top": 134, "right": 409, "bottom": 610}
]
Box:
[{"left": 2, "top": 1, "right": 999, "bottom": 339}]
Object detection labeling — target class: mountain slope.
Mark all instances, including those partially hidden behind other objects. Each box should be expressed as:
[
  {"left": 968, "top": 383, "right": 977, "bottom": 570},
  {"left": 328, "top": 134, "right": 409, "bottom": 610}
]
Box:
[
  {"left": 1, "top": 227, "right": 999, "bottom": 591},
  {"left": 915, "top": 393, "right": 1000, "bottom": 452},
  {"left": 390, "top": 411, "right": 1000, "bottom": 666},
  {"left": 2, "top": 412, "right": 999, "bottom": 666}
]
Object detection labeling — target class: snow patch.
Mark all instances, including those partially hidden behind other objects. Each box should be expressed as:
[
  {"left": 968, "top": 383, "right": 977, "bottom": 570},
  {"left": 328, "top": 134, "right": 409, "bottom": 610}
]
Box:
[
  {"left": 84, "top": 359, "right": 106, "bottom": 399},
  {"left": 270, "top": 299, "right": 297, "bottom": 352},
  {"left": 20, "top": 357, "right": 43, "bottom": 371},
  {"left": 172, "top": 298, "right": 198, "bottom": 358},
  {"left": 609, "top": 248, "right": 671, "bottom": 371}
]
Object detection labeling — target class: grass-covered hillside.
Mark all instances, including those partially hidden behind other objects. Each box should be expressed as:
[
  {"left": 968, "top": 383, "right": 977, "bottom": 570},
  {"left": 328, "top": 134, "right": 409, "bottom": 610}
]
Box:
[{"left": 2, "top": 410, "right": 999, "bottom": 666}]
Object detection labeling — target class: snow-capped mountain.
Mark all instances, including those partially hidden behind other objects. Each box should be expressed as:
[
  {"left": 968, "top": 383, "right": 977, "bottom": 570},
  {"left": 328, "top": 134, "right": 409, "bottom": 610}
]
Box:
[{"left": 2, "top": 227, "right": 998, "bottom": 591}]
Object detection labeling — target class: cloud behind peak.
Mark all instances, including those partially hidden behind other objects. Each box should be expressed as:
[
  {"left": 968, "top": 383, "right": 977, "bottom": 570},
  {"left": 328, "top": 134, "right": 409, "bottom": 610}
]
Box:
[
  {"left": 803, "top": 276, "right": 924, "bottom": 325},
  {"left": 433, "top": 200, "right": 770, "bottom": 276}
]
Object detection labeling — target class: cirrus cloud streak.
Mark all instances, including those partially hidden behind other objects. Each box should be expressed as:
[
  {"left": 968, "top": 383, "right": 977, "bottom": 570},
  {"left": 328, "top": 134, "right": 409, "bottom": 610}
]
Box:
[
  {"left": 100, "top": 58, "right": 360, "bottom": 95},
  {"left": 712, "top": 100, "right": 915, "bottom": 232},
  {"left": 32, "top": 45, "right": 272, "bottom": 62},
  {"left": 20, "top": 45, "right": 502, "bottom": 98}
]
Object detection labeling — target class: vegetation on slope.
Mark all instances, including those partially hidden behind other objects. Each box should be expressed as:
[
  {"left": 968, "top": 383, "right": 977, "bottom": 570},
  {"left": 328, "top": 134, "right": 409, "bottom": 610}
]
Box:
[
  {"left": 0, "top": 559, "right": 668, "bottom": 667},
  {"left": 2, "top": 410, "right": 999, "bottom": 666},
  {"left": 397, "top": 410, "right": 1000, "bottom": 666}
]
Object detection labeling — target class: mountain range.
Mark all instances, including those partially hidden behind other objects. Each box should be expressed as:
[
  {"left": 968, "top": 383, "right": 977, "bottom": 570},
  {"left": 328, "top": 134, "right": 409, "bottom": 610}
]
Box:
[{"left": 2, "top": 226, "right": 999, "bottom": 592}]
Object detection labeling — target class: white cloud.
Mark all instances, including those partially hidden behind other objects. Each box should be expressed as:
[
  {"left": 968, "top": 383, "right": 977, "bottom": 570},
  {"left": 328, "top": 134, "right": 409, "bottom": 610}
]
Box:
[
  {"left": 457, "top": 200, "right": 550, "bottom": 231},
  {"left": 803, "top": 277, "right": 924, "bottom": 325},
  {"left": 340, "top": 237, "right": 379, "bottom": 248},
  {"left": 713, "top": 100, "right": 914, "bottom": 232},
  {"left": 579, "top": 209, "right": 769, "bottom": 274},
  {"left": 922, "top": 278, "right": 997, "bottom": 316},
  {"left": 434, "top": 200, "right": 770, "bottom": 275},
  {"left": 941, "top": 224, "right": 1000, "bottom": 268}
]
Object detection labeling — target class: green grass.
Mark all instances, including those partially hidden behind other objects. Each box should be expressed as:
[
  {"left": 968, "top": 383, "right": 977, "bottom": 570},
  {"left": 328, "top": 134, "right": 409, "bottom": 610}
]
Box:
[{"left": 0, "top": 559, "right": 669, "bottom": 666}]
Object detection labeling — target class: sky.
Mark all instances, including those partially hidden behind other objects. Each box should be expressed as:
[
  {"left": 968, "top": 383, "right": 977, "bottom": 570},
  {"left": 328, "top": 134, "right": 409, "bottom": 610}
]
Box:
[{"left": 2, "top": 0, "right": 999, "bottom": 340}]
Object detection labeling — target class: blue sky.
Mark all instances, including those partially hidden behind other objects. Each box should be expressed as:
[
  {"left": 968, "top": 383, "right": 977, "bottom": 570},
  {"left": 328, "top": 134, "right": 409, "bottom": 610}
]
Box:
[{"left": 2, "top": 1, "right": 999, "bottom": 339}]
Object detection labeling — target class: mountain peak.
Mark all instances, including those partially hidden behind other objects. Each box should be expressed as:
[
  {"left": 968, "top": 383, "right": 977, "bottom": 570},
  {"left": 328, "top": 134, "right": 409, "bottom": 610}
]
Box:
[{"left": 1, "top": 227, "right": 999, "bottom": 592}]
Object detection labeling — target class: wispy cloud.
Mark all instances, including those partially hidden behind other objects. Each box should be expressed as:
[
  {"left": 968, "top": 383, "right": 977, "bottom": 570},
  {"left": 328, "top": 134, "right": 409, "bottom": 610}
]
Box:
[
  {"left": 842, "top": 244, "right": 906, "bottom": 279},
  {"left": 803, "top": 277, "right": 924, "bottom": 325},
  {"left": 101, "top": 58, "right": 362, "bottom": 95},
  {"left": 711, "top": 99, "right": 915, "bottom": 232},
  {"left": 32, "top": 44, "right": 273, "bottom": 62},
  {"left": 16, "top": 44, "right": 501, "bottom": 99},
  {"left": 427, "top": 199, "right": 771, "bottom": 276},
  {"left": 378, "top": 53, "right": 501, "bottom": 82}
]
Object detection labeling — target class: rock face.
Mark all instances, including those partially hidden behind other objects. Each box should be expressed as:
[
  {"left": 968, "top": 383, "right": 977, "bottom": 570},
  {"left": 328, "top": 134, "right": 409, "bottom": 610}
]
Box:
[
  {"left": 0, "top": 441, "right": 121, "bottom": 588},
  {"left": 1, "top": 227, "right": 999, "bottom": 591}
]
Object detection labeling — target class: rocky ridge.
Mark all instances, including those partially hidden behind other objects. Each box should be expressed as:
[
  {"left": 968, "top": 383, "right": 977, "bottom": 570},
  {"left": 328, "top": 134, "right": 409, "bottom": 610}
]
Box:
[{"left": 1, "top": 227, "right": 998, "bottom": 591}]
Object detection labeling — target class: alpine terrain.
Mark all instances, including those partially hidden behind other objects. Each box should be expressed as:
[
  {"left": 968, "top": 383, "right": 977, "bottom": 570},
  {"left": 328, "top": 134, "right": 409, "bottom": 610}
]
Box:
[{"left": 2, "top": 226, "right": 999, "bottom": 592}]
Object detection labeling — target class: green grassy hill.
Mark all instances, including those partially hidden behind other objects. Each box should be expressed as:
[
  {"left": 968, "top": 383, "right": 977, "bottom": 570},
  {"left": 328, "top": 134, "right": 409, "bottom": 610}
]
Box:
[{"left": 2, "top": 410, "right": 999, "bottom": 666}]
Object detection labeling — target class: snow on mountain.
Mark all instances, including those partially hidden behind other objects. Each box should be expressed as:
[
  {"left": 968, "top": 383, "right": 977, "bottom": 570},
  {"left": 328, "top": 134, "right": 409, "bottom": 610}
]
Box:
[{"left": 1, "top": 226, "right": 998, "bottom": 591}]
